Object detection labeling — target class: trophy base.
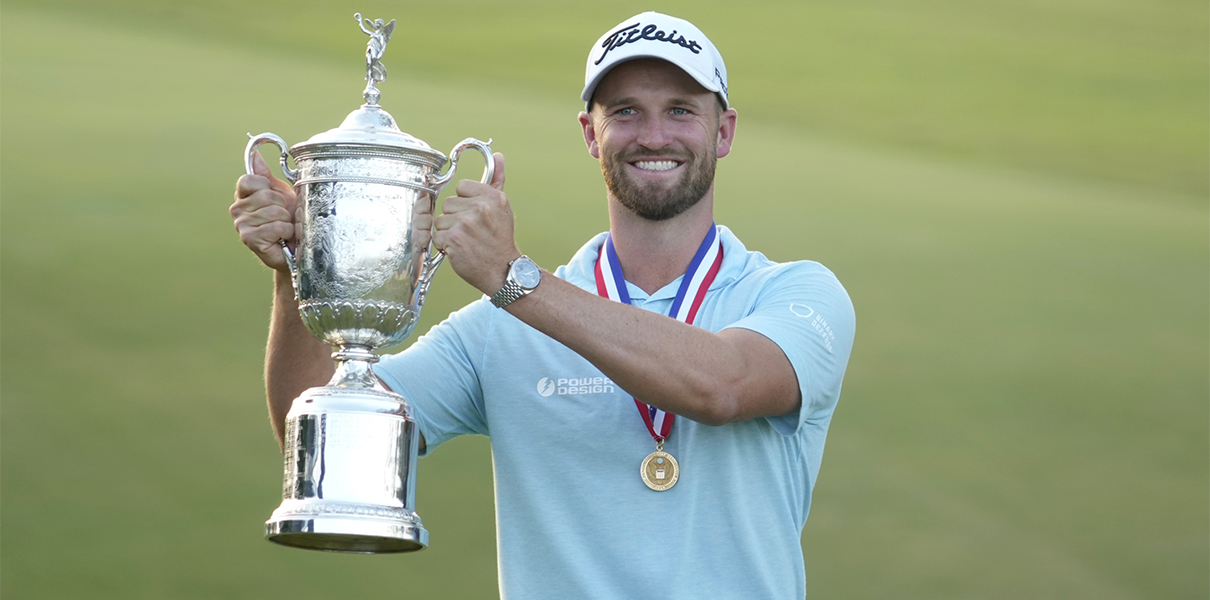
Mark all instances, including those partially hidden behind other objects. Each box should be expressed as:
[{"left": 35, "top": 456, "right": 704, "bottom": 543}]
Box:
[
  {"left": 265, "top": 356, "right": 428, "bottom": 554},
  {"left": 266, "top": 514, "right": 429, "bottom": 554}
]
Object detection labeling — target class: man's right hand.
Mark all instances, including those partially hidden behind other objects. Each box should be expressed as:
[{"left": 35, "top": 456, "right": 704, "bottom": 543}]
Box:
[{"left": 231, "top": 151, "right": 299, "bottom": 272}]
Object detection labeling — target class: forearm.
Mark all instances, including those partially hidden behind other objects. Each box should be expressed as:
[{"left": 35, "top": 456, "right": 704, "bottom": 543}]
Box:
[
  {"left": 265, "top": 270, "right": 334, "bottom": 449},
  {"left": 505, "top": 274, "right": 799, "bottom": 426}
]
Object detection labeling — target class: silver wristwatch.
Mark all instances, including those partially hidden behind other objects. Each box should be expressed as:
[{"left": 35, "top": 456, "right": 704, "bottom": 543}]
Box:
[{"left": 490, "top": 255, "right": 542, "bottom": 308}]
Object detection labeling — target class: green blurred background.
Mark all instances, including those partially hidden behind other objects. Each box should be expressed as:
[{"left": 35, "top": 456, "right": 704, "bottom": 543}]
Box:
[{"left": 2, "top": 0, "right": 1206, "bottom": 598}]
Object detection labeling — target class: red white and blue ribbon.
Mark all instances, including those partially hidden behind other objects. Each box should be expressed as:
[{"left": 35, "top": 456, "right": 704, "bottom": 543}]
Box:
[{"left": 594, "top": 224, "right": 724, "bottom": 444}]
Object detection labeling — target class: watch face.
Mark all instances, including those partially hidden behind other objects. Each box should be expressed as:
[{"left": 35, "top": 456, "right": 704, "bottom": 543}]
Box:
[{"left": 512, "top": 257, "right": 542, "bottom": 289}]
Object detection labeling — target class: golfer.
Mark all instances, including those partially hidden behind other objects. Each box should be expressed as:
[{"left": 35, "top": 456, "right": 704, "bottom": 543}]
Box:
[{"left": 231, "top": 12, "right": 855, "bottom": 599}]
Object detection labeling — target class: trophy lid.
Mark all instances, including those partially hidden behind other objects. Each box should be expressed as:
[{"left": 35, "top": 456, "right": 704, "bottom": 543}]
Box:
[
  {"left": 296, "top": 104, "right": 437, "bottom": 153},
  {"left": 292, "top": 13, "right": 441, "bottom": 159}
]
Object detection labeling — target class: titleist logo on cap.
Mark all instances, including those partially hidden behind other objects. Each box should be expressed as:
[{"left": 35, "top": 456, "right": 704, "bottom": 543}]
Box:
[{"left": 594, "top": 22, "right": 703, "bottom": 65}]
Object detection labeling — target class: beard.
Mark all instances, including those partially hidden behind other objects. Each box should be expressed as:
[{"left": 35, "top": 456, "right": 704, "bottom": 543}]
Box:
[{"left": 601, "top": 145, "right": 716, "bottom": 221}]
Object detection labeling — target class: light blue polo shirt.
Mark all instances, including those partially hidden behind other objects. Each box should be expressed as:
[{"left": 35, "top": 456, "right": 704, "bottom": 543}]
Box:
[{"left": 377, "top": 226, "right": 855, "bottom": 599}]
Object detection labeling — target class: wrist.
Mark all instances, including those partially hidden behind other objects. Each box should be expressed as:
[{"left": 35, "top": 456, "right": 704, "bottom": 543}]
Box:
[
  {"left": 488, "top": 253, "right": 524, "bottom": 297},
  {"left": 274, "top": 269, "right": 298, "bottom": 303},
  {"left": 490, "top": 255, "right": 542, "bottom": 308}
]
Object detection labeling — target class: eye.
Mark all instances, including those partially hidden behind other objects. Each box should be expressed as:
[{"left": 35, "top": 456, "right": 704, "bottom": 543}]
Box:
[
  {"left": 615, "top": 107, "right": 637, "bottom": 116},
  {"left": 670, "top": 107, "right": 689, "bottom": 116}
]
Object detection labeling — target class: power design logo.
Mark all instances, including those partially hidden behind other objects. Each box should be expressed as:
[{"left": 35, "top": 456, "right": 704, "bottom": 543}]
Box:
[{"left": 536, "top": 376, "right": 617, "bottom": 397}]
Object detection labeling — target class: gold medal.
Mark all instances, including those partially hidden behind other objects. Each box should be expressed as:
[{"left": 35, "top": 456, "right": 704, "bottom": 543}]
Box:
[{"left": 640, "top": 449, "right": 679, "bottom": 491}]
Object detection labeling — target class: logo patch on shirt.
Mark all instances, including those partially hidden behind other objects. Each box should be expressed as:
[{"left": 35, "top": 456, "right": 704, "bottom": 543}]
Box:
[
  {"left": 790, "top": 303, "right": 815, "bottom": 318},
  {"left": 791, "top": 304, "right": 835, "bottom": 352},
  {"left": 537, "top": 376, "right": 616, "bottom": 397}
]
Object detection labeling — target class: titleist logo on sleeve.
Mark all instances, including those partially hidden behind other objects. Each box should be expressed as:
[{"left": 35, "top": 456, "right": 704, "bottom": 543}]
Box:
[{"left": 594, "top": 22, "right": 703, "bottom": 65}]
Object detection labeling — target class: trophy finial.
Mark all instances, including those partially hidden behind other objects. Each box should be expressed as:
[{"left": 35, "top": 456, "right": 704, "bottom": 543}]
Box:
[{"left": 355, "top": 13, "right": 396, "bottom": 106}]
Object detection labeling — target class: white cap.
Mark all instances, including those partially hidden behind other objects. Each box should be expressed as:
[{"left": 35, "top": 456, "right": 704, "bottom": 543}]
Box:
[{"left": 582, "top": 12, "right": 729, "bottom": 110}]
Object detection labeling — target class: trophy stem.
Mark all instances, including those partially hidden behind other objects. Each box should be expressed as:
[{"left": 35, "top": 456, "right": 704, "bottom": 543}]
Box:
[{"left": 329, "top": 345, "right": 383, "bottom": 390}]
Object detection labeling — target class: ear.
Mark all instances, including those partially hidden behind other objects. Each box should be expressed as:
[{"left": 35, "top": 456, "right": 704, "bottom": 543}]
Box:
[
  {"left": 715, "top": 108, "right": 738, "bottom": 159},
  {"left": 578, "top": 111, "right": 601, "bottom": 159}
]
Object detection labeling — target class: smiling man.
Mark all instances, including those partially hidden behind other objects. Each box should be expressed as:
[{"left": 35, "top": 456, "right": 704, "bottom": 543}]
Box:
[
  {"left": 232, "top": 11, "right": 854, "bottom": 599},
  {"left": 588, "top": 58, "right": 722, "bottom": 222}
]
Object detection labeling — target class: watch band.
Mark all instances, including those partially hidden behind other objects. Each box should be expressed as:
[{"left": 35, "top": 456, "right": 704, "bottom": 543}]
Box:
[
  {"left": 490, "top": 278, "right": 527, "bottom": 308},
  {"left": 490, "top": 256, "right": 539, "bottom": 308}
]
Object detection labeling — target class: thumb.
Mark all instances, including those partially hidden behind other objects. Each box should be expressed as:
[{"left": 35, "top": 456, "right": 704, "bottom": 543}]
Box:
[
  {"left": 489, "top": 152, "right": 506, "bottom": 190},
  {"left": 251, "top": 150, "right": 272, "bottom": 177},
  {"left": 252, "top": 150, "right": 292, "bottom": 195}
]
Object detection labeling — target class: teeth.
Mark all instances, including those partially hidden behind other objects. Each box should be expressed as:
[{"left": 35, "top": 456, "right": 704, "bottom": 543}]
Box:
[{"left": 634, "top": 160, "right": 679, "bottom": 171}]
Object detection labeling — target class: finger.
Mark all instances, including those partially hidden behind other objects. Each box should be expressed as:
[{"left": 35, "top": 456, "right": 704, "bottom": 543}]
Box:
[
  {"left": 431, "top": 230, "right": 453, "bottom": 256},
  {"left": 240, "top": 220, "right": 296, "bottom": 249},
  {"left": 237, "top": 220, "right": 295, "bottom": 269},
  {"left": 233, "top": 187, "right": 288, "bottom": 215},
  {"left": 433, "top": 212, "right": 455, "bottom": 231},
  {"left": 236, "top": 173, "right": 271, "bottom": 198},
  {"left": 439, "top": 194, "right": 470, "bottom": 214},
  {"left": 235, "top": 201, "right": 293, "bottom": 227},
  {"left": 455, "top": 178, "right": 494, "bottom": 199},
  {"left": 489, "top": 152, "right": 506, "bottom": 190}
]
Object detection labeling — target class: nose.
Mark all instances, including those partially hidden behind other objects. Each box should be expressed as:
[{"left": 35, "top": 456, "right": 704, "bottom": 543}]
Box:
[{"left": 635, "top": 114, "right": 673, "bottom": 150}]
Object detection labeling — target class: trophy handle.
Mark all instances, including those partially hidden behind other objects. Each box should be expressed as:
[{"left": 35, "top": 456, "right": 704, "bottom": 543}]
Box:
[
  {"left": 428, "top": 137, "right": 495, "bottom": 191},
  {"left": 245, "top": 132, "right": 300, "bottom": 183},
  {"left": 416, "top": 138, "right": 496, "bottom": 308},
  {"left": 245, "top": 132, "right": 301, "bottom": 299},
  {"left": 415, "top": 251, "right": 443, "bottom": 308}
]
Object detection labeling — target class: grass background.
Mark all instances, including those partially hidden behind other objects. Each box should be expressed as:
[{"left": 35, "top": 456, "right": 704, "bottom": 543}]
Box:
[{"left": 2, "top": 0, "right": 1206, "bottom": 598}]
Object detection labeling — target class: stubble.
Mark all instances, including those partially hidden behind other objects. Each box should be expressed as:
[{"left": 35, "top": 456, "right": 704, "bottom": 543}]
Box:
[{"left": 602, "top": 145, "right": 716, "bottom": 222}]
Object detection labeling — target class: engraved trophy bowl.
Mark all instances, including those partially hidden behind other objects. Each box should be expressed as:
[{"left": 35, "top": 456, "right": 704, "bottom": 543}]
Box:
[{"left": 243, "top": 13, "right": 494, "bottom": 554}]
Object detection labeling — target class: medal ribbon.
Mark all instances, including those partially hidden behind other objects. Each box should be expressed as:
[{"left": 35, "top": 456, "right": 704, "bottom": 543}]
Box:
[{"left": 594, "top": 224, "right": 724, "bottom": 444}]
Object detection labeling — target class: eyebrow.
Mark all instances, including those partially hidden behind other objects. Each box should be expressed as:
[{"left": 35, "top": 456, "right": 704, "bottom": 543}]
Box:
[
  {"left": 600, "top": 96, "right": 706, "bottom": 110},
  {"left": 600, "top": 96, "right": 639, "bottom": 109}
]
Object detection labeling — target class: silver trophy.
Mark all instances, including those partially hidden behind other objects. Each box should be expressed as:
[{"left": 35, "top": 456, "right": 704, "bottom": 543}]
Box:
[{"left": 244, "top": 13, "right": 494, "bottom": 553}]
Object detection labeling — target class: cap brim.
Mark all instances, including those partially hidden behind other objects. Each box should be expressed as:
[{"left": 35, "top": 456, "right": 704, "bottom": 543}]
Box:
[{"left": 581, "top": 54, "right": 726, "bottom": 110}]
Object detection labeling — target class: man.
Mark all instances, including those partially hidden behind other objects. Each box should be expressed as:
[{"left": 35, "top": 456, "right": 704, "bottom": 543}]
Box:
[{"left": 231, "top": 12, "right": 854, "bottom": 599}]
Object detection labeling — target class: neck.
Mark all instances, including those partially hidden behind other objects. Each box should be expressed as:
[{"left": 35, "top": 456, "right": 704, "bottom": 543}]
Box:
[{"left": 606, "top": 190, "right": 716, "bottom": 295}]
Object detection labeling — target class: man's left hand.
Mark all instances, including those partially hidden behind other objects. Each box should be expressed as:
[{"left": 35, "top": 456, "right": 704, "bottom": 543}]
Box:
[{"left": 433, "top": 152, "right": 521, "bottom": 296}]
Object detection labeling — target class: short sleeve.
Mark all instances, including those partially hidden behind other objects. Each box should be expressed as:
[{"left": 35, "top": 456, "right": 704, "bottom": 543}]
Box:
[
  {"left": 376, "top": 299, "right": 495, "bottom": 454},
  {"left": 723, "top": 263, "right": 855, "bottom": 436}
]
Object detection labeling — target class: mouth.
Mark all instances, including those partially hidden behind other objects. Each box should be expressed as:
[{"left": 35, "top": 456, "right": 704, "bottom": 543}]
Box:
[{"left": 629, "top": 159, "right": 683, "bottom": 172}]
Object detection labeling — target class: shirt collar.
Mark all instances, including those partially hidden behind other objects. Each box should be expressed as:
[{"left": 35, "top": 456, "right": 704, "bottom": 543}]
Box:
[{"left": 559, "top": 225, "right": 746, "bottom": 301}]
